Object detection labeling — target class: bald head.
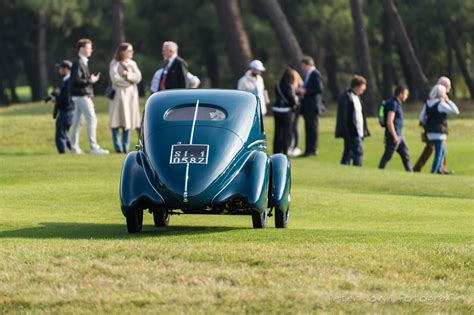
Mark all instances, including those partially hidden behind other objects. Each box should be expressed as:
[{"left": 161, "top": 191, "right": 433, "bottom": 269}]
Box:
[{"left": 437, "top": 76, "right": 451, "bottom": 93}]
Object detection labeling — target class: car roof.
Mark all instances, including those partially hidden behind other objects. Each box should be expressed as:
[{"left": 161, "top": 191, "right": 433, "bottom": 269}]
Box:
[{"left": 144, "top": 89, "right": 260, "bottom": 139}]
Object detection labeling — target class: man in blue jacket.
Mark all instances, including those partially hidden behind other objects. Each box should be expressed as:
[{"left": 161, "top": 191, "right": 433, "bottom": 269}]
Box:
[{"left": 378, "top": 86, "right": 413, "bottom": 171}]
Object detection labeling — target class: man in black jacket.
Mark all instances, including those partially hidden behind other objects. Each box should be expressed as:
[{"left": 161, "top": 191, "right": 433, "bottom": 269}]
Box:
[
  {"left": 297, "top": 56, "right": 324, "bottom": 156},
  {"left": 69, "top": 38, "right": 108, "bottom": 155},
  {"left": 158, "top": 41, "right": 188, "bottom": 91},
  {"left": 47, "top": 60, "right": 74, "bottom": 153},
  {"left": 335, "top": 75, "right": 370, "bottom": 166}
]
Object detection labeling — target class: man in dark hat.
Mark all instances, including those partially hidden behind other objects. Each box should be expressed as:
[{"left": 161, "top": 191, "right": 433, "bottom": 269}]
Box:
[{"left": 47, "top": 60, "right": 74, "bottom": 153}]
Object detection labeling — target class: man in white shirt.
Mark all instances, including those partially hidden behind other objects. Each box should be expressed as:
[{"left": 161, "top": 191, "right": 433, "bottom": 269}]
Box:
[
  {"left": 237, "top": 59, "right": 269, "bottom": 115},
  {"left": 150, "top": 69, "right": 200, "bottom": 92},
  {"left": 335, "top": 75, "right": 370, "bottom": 166}
]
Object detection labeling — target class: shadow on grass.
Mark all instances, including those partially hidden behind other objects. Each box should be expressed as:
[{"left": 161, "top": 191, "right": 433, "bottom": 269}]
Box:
[
  {"left": 0, "top": 152, "right": 53, "bottom": 156},
  {"left": 0, "top": 222, "right": 247, "bottom": 240}
]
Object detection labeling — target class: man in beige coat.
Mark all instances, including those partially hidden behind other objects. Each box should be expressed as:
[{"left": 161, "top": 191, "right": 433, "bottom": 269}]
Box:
[{"left": 109, "top": 43, "right": 142, "bottom": 153}]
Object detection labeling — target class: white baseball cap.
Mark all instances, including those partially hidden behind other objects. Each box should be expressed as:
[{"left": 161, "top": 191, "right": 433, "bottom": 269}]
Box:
[{"left": 249, "top": 59, "right": 266, "bottom": 72}]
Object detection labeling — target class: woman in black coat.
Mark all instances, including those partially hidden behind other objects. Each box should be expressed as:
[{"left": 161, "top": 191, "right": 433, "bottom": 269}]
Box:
[{"left": 273, "top": 67, "right": 298, "bottom": 155}]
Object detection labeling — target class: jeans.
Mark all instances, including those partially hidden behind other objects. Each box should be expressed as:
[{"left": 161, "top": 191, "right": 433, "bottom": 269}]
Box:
[
  {"left": 431, "top": 140, "right": 446, "bottom": 174},
  {"left": 112, "top": 128, "right": 131, "bottom": 153},
  {"left": 413, "top": 140, "right": 447, "bottom": 173},
  {"left": 70, "top": 96, "right": 99, "bottom": 150},
  {"left": 55, "top": 110, "right": 73, "bottom": 154},
  {"left": 379, "top": 136, "right": 413, "bottom": 171},
  {"left": 341, "top": 136, "right": 363, "bottom": 166}
]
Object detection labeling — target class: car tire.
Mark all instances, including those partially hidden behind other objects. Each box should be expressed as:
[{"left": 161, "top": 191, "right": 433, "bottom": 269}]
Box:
[
  {"left": 126, "top": 208, "right": 143, "bottom": 233},
  {"left": 153, "top": 208, "right": 170, "bottom": 227},
  {"left": 252, "top": 208, "right": 268, "bottom": 229},
  {"left": 275, "top": 206, "right": 289, "bottom": 228}
]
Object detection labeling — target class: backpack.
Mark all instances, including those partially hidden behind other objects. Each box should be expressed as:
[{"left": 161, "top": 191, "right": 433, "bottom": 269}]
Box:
[{"left": 378, "top": 100, "right": 387, "bottom": 127}]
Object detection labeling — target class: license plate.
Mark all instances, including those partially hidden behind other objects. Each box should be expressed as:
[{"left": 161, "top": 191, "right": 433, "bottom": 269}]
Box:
[{"left": 169, "top": 144, "right": 209, "bottom": 164}]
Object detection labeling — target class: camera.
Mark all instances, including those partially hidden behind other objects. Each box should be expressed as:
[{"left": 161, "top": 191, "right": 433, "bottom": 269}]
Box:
[{"left": 44, "top": 91, "right": 59, "bottom": 103}]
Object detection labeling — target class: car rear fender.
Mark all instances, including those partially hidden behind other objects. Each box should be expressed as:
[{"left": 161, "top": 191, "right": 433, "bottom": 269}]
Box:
[
  {"left": 270, "top": 154, "right": 291, "bottom": 211},
  {"left": 120, "top": 151, "right": 164, "bottom": 216},
  {"left": 213, "top": 150, "right": 269, "bottom": 211}
]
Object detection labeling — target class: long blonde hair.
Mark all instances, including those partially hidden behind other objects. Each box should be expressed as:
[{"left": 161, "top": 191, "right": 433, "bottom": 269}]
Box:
[{"left": 290, "top": 68, "right": 303, "bottom": 87}]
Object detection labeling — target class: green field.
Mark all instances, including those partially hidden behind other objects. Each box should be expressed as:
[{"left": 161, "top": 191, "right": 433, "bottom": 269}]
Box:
[{"left": 0, "top": 97, "right": 473, "bottom": 313}]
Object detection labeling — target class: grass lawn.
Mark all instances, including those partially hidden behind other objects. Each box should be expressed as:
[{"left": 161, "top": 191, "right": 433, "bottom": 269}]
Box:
[{"left": 0, "top": 97, "right": 473, "bottom": 313}]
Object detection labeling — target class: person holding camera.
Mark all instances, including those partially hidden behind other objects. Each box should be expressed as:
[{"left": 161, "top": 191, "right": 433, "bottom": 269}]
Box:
[
  {"left": 46, "top": 60, "right": 74, "bottom": 154},
  {"left": 69, "top": 38, "right": 109, "bottom": 155},
  {"left": 108, "top": 42, "right": 142, "bottom": 153}
]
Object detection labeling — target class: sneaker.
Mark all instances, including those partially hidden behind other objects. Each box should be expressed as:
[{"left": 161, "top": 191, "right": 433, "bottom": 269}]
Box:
[
  {"left": 288, "top": 147, "right": 302, "bottom": 157},
  {"left": 72, "top": 147, "right": 85, "bottom": 155},
  {"left": 90, "top": 147, "right": 109, "bottom": 155}
]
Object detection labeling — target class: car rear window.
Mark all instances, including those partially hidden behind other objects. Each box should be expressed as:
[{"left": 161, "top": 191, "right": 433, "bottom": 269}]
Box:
[{"left": 164, "top": 105, "right": 226, "bottom": 121}]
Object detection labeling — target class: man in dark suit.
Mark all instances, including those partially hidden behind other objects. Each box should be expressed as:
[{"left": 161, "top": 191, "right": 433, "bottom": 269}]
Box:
[
  {"left": 158, "top": 41, "right": 188, "bottom": 91},
  {"left": 297, "top": 56, "right": 324, "bottom": 157}
]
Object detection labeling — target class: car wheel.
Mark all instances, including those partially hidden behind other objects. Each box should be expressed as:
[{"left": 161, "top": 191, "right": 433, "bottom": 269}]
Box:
[
  {"left": 252, "top": 208, "right": 268, "bottom": 229},
  {"left": 153, "top": 208, "right": 170, "bottom": 227},
  {"left": 275, "top": 206, "right": 289, "bottom": 228},
  {"left": 126, "top": 208, "right": 143, "bottom": 233}
]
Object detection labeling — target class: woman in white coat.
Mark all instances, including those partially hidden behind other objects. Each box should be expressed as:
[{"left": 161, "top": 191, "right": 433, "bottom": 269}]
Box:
[{"left": 109, "top": 42, "right": 142, "bottom": 153}]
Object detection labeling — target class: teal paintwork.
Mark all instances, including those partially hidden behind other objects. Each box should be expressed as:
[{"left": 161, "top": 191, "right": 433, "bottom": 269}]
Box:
[
  {"left": 120, "top": 89, "right": 291, "bottom": 226},
  {"left": 269, "top": 154, "right": 291, "bottom": 211}
]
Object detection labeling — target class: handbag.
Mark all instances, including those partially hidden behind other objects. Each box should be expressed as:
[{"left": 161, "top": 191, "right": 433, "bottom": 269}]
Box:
[
  {"left": 105, "top": 85, "right": 116, "bottom": 100},
  {"left": 421, "top": 131, "right": 427, "bottom": 143}
]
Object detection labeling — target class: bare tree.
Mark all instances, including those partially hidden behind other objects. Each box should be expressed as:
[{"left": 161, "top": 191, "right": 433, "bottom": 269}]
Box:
[
  {"left": 214, "top": 0, "right": 252, "bottom": 83},
  {"left": 37, "top": 9, "right": 48, "bottom": 99},
  {"left": 444, "top": 26, "right": 455, "bottom": 98},
  {"left": 0, "top": 80, "right": 9, "bottom": 106},
  {"left": 350, "top": 0, "right": 379, "bottom": 115},
  {"left": 445, "top": 26, "right": 474, "bottom": 99},
  {"left": 383, "top": 0, "right": 430, "bottom": 98},
  {"left": 111, "top": 0, "right": 126, "bottom": 48},
  {"left": 255, "top": 0, "right": 303, "bottom": 67},
  {"left": 381, "top": 10, "right": 394, "bottom": 99},
  {"left": 324, "top": 50, "right": 340, "bottom": 101}
]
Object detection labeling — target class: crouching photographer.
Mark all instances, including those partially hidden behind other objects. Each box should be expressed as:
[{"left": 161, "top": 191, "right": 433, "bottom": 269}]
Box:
[{"left": 44, "top": 60, "right": 74, "bottom": 154}]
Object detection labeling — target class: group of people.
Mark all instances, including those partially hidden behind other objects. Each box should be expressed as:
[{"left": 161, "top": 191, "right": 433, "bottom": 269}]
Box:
[
  {"left": 334, "top": 75, "right": 459, "bottom": 174},
  {"left": 51, "top": 39, "right": 192, "bottom": 155},
  {"left": 238, "top": 56, "right": 325, "bottom": 158},
  {"left": 49, "top": 38, "right": 460, "bottom": 174},
  {"left": 265, "top": 57, "right": 459, "bottom": 175}
]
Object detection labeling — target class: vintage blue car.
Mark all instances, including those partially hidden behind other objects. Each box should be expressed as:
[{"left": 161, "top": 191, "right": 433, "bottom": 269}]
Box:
[{"left": 120, "top": 89, "right": 291, "bottom": 233}]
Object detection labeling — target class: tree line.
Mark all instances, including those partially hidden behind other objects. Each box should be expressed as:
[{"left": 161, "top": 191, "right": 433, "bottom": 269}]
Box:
[{"left": 1, "top": 0, "right": 473, "bottom": 115}]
